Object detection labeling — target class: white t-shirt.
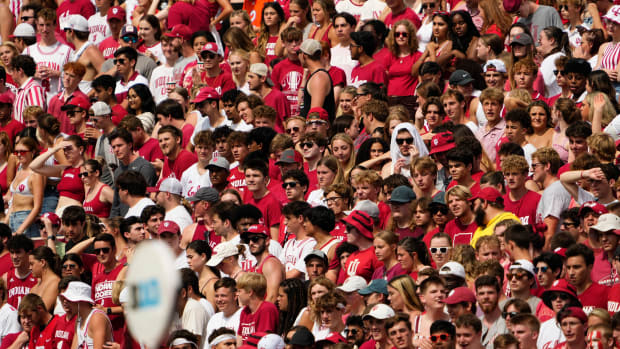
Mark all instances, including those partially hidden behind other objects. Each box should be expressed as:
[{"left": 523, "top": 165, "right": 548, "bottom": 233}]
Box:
[
  {"left": 604, "top": 113, "right": 620, "bottom": 141},
  {"left": 115, "top": 74, "right": 149, "bottom": 99},
  {"left": 540, "top": 52, "right": 564, "bottom": 98},
  {"left": 125, "top": 197, "right": 156, "bottom": 218},
  {"left": 175, "top": 250, "right": 189, "bottom": 269},
  {"left": 180, "top": 163, "right": 212, "bottom": 199},
  {"left": 88, "top": 12, "right": 111, "bottom": 45},
  {"left": 335, "top": 0, "right": 365, "bottom": 22},
  {"left": 0, "top": 303, "right": 20, "bottom": 341},
  {"left": 149, "top": 65, "right": 175, "bottom": 104},
  {"left": 165, "top": 205, "right": 193, "bottom": 232},
  {"left": 24, "top": 42, "right": 73, "bottom": 101},
  {"left": 204, "top": 309, "right": 242, "bottom": 349},
  {"left": 143, "top": 42, "right": 165, "bottom": 65},
  {"left": 417, "top": 18, "right": 433, "bottom": 53},
  {"left": 229, "top": 234, "right": 285, "bottom": 268},
  {"left": 307, "top": 189, "right": 327, "bottom": 207},
  {"left": 535, "top": 180, "right": 572, "bottom": 230},
  {"left": 181, "top": 298, "right": 209, "bottom": 344},
  {"left": 230, "top": 119, "right": 253, "bottom": 132},
  {"left": 330, "top": 44, "right": 357, "bottom": 85},
  {"left": 360, "top": 0, "right": 386, "bottom": 21},
  {"left": 536, "top": 318, "right": 565, "bottom": 349},
  {"left": 281, "top": 237, "right": 317, "bottom": 275}
]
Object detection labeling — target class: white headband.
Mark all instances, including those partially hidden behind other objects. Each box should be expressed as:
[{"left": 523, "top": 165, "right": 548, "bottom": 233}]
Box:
[
  {"left": 170, "top": 338, "right": 198, "bottom": 348},
  {"left": 209, "top": 334, "right": 237, "bottom": 346}
]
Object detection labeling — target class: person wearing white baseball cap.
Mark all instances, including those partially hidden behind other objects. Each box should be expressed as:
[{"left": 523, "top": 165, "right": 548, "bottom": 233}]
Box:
[
  {"left": 246, "top": 62, "right": 289, "bottom": 133},
  {"left": 362, "top": 303, "right": 396, "bottom": 349},
  {"left": 589, "top": 213, "right": 620, "bottom": 286},
  {"left": 64, "top": 14, "right": 105, "bottom": 94},
  {"left": 337, "top": 276, "right": 367, "bottom": 316},
  {"left": 149, "top": 177, "right": 193, "bottom": 232},
  {"left": 508, "top": 259, "right": 542, "bottom": 311},
  {"left": 10, "top": 23, "right": 36, "bottom": 52}
]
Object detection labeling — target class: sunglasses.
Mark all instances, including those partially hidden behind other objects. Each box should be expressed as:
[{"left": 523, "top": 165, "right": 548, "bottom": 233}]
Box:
[
  {"left": 344, "top": 329, "right": 359, "bottom": 336},
  {"left": 202, "top": 52, "right": 218, "bottom": 59},
  {"left": 66, "top": 110, "right": 82, "bottom": 116},
  {"left": 286, "top": 126, "right": 300, "bottom": 134},
  {"left": 395, "top": 31, "right": 408, "bottom": 38},
  {"left": 549, "top": 292, "right": 570, "bottom": 301},
  {"left": 121, "top": 36, "right": 138, "bottom": 43},
  {"left": 431, "top": 207, "right": 449, "bottom": 215},
  {"left": 13, "top": 150, "right": 30, "bottom": 156},
  {"left": 62, "top": 264, "right": 78, "bottom": 270},
  {"left": 502, "top": 311, "right": 519, "bottom": 319},
  {"left": 79, "top": 171, "right": 91, "bottom": 178},
  {"left": 21, "top": 16, "right": 33, "bottom": 21},
  {"left": 430, "top": 247, "right": 450, "bottom": 254},
  {"left": 282, "top": 181, "right": 298, "bottom": 189},
  {"left": 94, "top": 247, "right": 111, "bottom": 255},
  {"left": 396, "top": 137, "right": 414, "bottom": 145},
  {"left": 430, "top": 333, "right": 451, "bottom": 343},
  {"left": 533, "top": 266, "right": 549, "bottom": 273},
  {"left": 301, "top": 142, "right": 315, "bottom": 148},
  {"left": 559, "top": 5, "right": 568, "bottom": 10},
  {"left": 241, "top": 235, "right": 265, "bottom": 244},
  {"left": 421, "top": 3, "right": 436, "bottom": 9},
  {"left": 553, "top": 70, "right": 565, "bottom": 76},
  {"left": 113, "top": 58, "right": 127, "bottom": 65},
  {"left": 507, "top": 271, "right": 528, "bottom": 280}
]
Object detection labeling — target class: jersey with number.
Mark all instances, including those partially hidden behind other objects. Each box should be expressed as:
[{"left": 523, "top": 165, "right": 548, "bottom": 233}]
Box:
[
  {"left": 53, "top": 314, "right": 76, "bottom": 349},
  {"left": 88, "top": 12, "right": 111, "bottom": 45},
  {"left": 6, "top": 268, "right": 37, "bottom": 308},
  {"left": 24, "top": 42, "right": 73, "bottom": 102}
]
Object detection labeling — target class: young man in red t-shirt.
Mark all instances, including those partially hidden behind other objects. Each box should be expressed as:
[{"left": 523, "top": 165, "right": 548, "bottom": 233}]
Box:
[
  {"left": 244, "top": 159, "right": 282, "bottom": 242},
  {"left": 196, "top": 42, "right": 235, "bottom": 95},
  {"left": 349, "top": 31, "right": 386, "bottom": 87},
  {"left": 446, "top": 147, "right": 480, "bottom": 195},
  {"left": 565, "top": 243, "right": 610, "bottom": 313},
  {"left": 236, "top": 272, "right": 278, "bottom": 343},
  {"left": 18, "top": 293, "right": 58, "bottom": 349},
  {"left": 443, "top": 185, "right": 478, "bottom": 246},
  {"left": 271, "top": 27, "right": 304, "bottom": 117},
  {"left": 247, "top": 63, "right": 289, "bottom": 133},
  {"left": 501, "top": 155, "right": 541, "bottom": 226},
  {"left": 158, "top": 125, "right": 197, "bottom": 180},
  {"left": 156, "top": 99, "right": 194, "bottom": 149},
  {"left": 340, "top": 210, "right": 383, "bottom": 283},
  {"left": 98, "top": 6, "right": 125, "bottom": 59},
  {"left": 226, "top": 131, "right": 249, "bottom": 197}
]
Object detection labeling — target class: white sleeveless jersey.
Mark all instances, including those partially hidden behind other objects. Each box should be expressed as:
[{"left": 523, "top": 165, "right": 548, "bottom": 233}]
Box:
[
  {"left": 24, "top": 42, "right": 73, "bottom": 102},
  {"left": 179, "top": 162, "right": 212, "bottom": 199},
  {"left": 149, "top": 65, "right": 175, "bottom": 104},
  {"left": 281, "top": 237, "right": 317, "bottom": 274},
  {"left": 88, "top": 12, "right": 111, "bottom": 45}
]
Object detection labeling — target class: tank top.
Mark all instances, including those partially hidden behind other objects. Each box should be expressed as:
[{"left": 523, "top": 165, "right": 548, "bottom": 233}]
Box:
[
  {"left": 83, "top": 184, "right": 111, "bottom": 218},
  {"left": 309, "top": 23, "right": 333, "bottom": 46},
  {"left": 0, "top": 163, "right": 7, "bottom": 195},
  {"left": 301, "top": 69, "right": 336, "bottom": 122},
  {"left": 6, "top": 268, "right": 37, "bottom": 308},
  {"left": 318, "top": 237, "right": 340, "bottom": 256},
  {"left": 57, "top": 167, "right": 85, "bottom": 202},
  {"left": 250, "top": 254, "right": 277, "bottom": 274},
  {"left": 191, "top": 222, "right": 221, "bottom": 250},
  {"left": 10, "top": 172, "right": 32, "bottom": 197},
  {"left": 601, "top": 41, "right": 620, "bottom": 70},
  {"left": 76, "top": 309, "right": 114, "bottom": 349}
]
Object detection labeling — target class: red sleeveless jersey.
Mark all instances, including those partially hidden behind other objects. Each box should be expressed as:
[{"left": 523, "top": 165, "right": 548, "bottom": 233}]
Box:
[{"left": 7, "top": 268, "right": 37, "bottom": 308}]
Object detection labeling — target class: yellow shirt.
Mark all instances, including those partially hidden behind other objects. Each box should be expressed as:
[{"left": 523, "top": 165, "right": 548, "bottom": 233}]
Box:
[{"left": 470, "top": 211, "right": 520, "bottom": 247}]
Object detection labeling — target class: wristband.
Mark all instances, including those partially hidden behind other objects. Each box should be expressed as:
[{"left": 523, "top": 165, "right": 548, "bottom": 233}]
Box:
[
  {"left": 107, "top": 307, "right": 112, "bottom": 315},
  {"left": 47, "top": 235, "right": 56, "bottom": 241}
]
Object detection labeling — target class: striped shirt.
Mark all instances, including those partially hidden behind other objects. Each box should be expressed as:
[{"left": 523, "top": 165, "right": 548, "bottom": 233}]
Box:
[{"left": 14, "top": 77, "right": 46, "bottom": 123}]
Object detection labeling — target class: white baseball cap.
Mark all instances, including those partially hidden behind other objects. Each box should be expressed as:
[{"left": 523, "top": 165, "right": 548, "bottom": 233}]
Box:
[
  {"left": 362, "top": 304, "right": 395, "bottom": 320},
  {"left": 257, "top": 334, "right": 285, "bottom": 349},
  {"left": 439, "top": 261, "right": 466, "bottom": 279},
  {"left": 509, "top": 259, "right": 536, "bottom": 278},
  {"left": 337, "top": 276, "right": 368, "bottom": 293},
  {"left": 206, "top": 241, "right": 240, "bottom": 267},
  {"left": 148, "top": 178, "right": 182, "bottom": 196},
  {"left": 604, "top": 5, "right": 620, "bottom": 24},
  {"left": 11, "top": 23, "right": 35, "bottom": 38},
  {"left": 90, "top": 101, "right": 112, "bottom": 116},
  {"left": 483, "top": 59, "right": 507, "bottom": 73},
  {"left": 63, "top": 14, "right": 89, "bottom": 32}
]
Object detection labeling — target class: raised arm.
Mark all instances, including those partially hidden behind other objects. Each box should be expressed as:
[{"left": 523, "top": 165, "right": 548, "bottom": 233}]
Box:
[{"left": 30, "top": 141, "right": 71, "bottom": 178}]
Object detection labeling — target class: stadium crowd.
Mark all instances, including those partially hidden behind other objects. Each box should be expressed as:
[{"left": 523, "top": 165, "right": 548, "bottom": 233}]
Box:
[{"left": 0, "top": 0, "right": 620, "bottom": 347}]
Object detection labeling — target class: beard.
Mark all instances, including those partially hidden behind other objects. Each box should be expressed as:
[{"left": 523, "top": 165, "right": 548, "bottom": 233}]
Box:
[
  {"left": 474, "top": 206, "right": 486, "bottom": 227},
  {"left": 479, "top": 301, "right": 497, "bottom": 314}
]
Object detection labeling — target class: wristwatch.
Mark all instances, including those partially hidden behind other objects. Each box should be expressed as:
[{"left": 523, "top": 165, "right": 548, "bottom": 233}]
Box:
[
  {"left": 107, "top": 307, "right": 112, "bottom": 315},
  {"left": 47, "top": 235, "right": 56, "bottom": 241}
]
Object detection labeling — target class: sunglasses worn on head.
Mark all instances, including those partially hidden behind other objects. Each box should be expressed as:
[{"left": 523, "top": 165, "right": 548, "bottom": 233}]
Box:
[
  {"left": 396, "top": 137, "right": 414, "bottom": 145},
  {"left": 502, "top": 311, "right": 519, "bottom": 319},
  {"left": 430, "top": 333, "right": 451, "bottom": 343},
  {"left": 94, "top": 247, "right": 111, "bottom": 255},
  {"left": 430, "top": 247, "right": 450, "bottom": 254}
]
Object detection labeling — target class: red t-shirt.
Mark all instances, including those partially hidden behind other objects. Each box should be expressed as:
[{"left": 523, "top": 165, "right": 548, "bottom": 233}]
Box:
[
  {"left": 384, "top": 7, "right": 421, "bottom": 29},
  {"left": 386, "top": 51, "right": 422, "bottom": 96},
  {"left": 395, "top": 226, "right": 420, "bottom": 240},
  {"left": 227, "top": 167, "right": 247, "bottom": 198},
  {"left": 56, "top": 0, "right": 95, "bottom": 36},
  {"left": 578, "top": 282, "right": 610, "bottom": 313},
  {"left": 503, "top": 190, "right": 541, "bottom": 226},
  {"left": 138, "top": 137, "right": 164, "bottom": 163},
  {"left": 110, "top": 104, "right": 128, "bottom": 125},
  {"left": 162, "top": 149, "right": 198, "bottom": 179},
  {"left": 340, "top": 247, "right": 383, "bottom": 283},
  {"left": 28, "top": 315, "right": 58, "bottom": 349},
  {"left": 237, "top": 301, "right": 279, "bottom": 342},
  {"left": 378, "top": 201, "right": 391, "bottom": 229},
  {"left": 246, "top": 191, "right": 282, "bottom": 228},
  {"left": 303, "top": 163, "right": 319, "bottom": 193},
  {"left": 271, "top": 58, "right": 304, "bottom": 117},
  {"left": 608, "top": 283, "right": 620, "bottom": 314},
  {"left": 0, "top": 252, "right": 11, "bottom": 278},
  {"left": 263, "top": 89, "right": 289, "bottom": 133},
  {"left": 329, "top": 66, "right": 347, "bottom": 87},
  {"left": 99, "top": 37, "right": 119, "bottom": 60},
  {"left": 0, "top": 120, "right": 24, "bottom": 143},
  {"left": 6, "top": 268, "right": 37, "bottom": 308},
  {"left": 199, "top": 71, "right": 236, "bottom": 96},
  {"left": 350, "top": 60, "right": 387, "bottom": 87},
  {"left": 53, "top": 314, "right": 76, "bottom": 349},
  {"left": 330, "top": 221, "right": 347, "bottom": 241},
  {"left": 442, "top": 218, "right": 477, "bottom": 245},
  {"left": 266, "top": 178, "right": 288, "bottom": 205},
  {"left": 167, "top": 0, "right": 216, "bottom": 32},
  {"left": 181, "top": 123, "right": 194, "bottom": 148}
]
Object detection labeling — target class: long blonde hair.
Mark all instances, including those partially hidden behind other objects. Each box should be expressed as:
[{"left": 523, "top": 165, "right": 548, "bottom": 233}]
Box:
[
  {"left": 230, "top": 10, "right": 255, "bottom": 38},
  {"left": 228, "top": 49, "right": 250, "bottom": 87},
  {"left": 331, "top": 133, "right": 356, "bottom": 173}
]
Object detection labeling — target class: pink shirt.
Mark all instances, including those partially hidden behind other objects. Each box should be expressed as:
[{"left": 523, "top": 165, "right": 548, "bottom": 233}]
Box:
[{"left": 474, "top": 119, "right": 505, "bottom": 162}]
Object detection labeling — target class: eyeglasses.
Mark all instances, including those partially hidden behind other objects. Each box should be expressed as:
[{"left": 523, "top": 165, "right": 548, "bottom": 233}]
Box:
[
  {"left": 562, "top": 221, "right": 578, "bottom": 228},
  {"left": 531, "top": 162, "right": 544, "bottom": 169},
  {"left": 66, "top": 110, "right": 82, "bottom": 116},
  {"left": 430, "top": 333, "right": 451, "bottom": 343},
  {"left": 282, "top": 181, "right": 298, "bottom": 189},
  {"left": 421, "top": 3, "right": 436, "bottom": 9},
  {"left": 344, "top": 328, "right": 359, "bottom": 336},
  {"left": 396, "top": 137, "right": 414, "bottom": 145},
  {"left": 506, "top": 271, "right": 528, "bottom": 280},
  {"left": 286, "top": 126, "right": 300, "bottom": 134},
  {"left": 325, "top": 197, "right": 342, "bottom": 204},
  {"left": 79, "top": 171, "right": 92, "bottom": 178},
  {"left": 13, "top": 150, "right": 30, "bottom": 156},
  {"left": 533, "top": 266, "right": 549, "bottom": 273},
  {"left": 62, "top": 264, "right": 78, "bottom": 270},
  {"left": 202, "top": 52, "right": 217, "bottom": 59},
  {"left": 241, "top": 234, "right": 265, "bottom": 244},
  {"left": 113, "top": 58, "right": 127, "bottom": 65},
  {"left": 395, "top": 31, "right": 408, "bottom": 38},
  {"left": 502, "top": 311, "right": 519, "bottom": 319},
  {"left": 21, "top": 16, "right": 33, "bottom": 21},
  {"left": 121, "top": 36, "right": 138, "bottom": 43},
  {"left": 430, "top": 247, "right": 450, "bottom": 254},
  {"left": 94, "top": 247, "right": 111, "bottom": 255},
  {"left": 301, "top": 142, "right": 315, "bottom": 149},
  {"left": 549, "top": 292, "right": 570, "bottom": 301}
]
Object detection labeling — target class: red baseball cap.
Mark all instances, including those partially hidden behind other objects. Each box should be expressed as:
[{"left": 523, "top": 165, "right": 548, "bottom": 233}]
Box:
[
  {"left": 342, "top": 210, "right": 374, "bottom": 240},
  {"left": 201, "top": 42, "right": 220, "bottom": 55},
  {"left": 468, "top": 187, "right": 502, "bottom": 203},
  {"left": 429, "top": 132, "right": 455, "bottom": 155},
  {"left": 0, "top": 93, "right": 14, "bottom": 104},
  {"left": 164, "top": 24, "right": 192, "bottom": 41},
  {"left": 578, "top": 201, "right": 608, "bottom": 217},
  {"left": 61, "top": 96, "right": 91, "bottom": 111},
  {"left": 157, "top": 220, "right": 180, "bottom": 235},
  {"left": 41, "top": 212, "right": 61, "bottom": 226},
  {"left": 307, "top": 107, "right": 329, "bottom": 122},
  {"left": 107, "top": 6, "right": 126, "bottom": 21},
  {"left": 245, "top": 224, "right": 269, "bottom": 236},
  {"left": 443, "top": 286, "right": 476, "bottom": 305},
  {"left": 191, "top": 87, "right": 221, "bottom": 104},
  {"left": 503, "top": 0, "right": 522, "bottom": 13}
]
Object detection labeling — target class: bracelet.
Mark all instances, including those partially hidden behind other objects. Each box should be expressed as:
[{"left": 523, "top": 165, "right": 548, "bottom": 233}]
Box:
[{"left": 580, "top": 171, "right": 584, "bottom": 179}]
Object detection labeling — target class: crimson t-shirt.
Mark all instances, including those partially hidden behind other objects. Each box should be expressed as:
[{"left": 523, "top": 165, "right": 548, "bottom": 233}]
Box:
[
  {"left": 578, "top": 282, "right": 610, "bottom": 313},
  {"left": 0, "top": 253, "right": 11, "bottom": 279},
  {"left": 28, "top": 315, "right": 58, "bottom": 349},
  {"left": 608, "top": 283, "right": 620, "bottom": 314},
  {"left": 99, "top": 37, "right": 119, "bottom": 60},
  {"left": 53, "top": 314, "right": 76, "bottom": 349},
  {"left": 92, "top": 263, "right": 125, "bottom": 346},
  {"left": 384, "top": 7, "right": 421, "bottom": 29},
  {"left": 246, "top": 191, "right": 282, "bottom": 228},
  {"left": 138, "top": 137, "right": 164, "bottom": 162},
  {"left": 330, "top": 221, "right": 347, "bottom": 241},
  {"left": 303, "top": 163, "right": 319, "bottom": 193},
  {"left": 227, "top": 167, "right": 247, "bottom": 198},
  {"left": 350, "top": 60, "right": 387, "bottom": 87},
  {"left": 162, "top": 149, "right": 198, "bottom": 179},
  {"left": 503, "top": 190, "right": 541, "bottom": 226},
  {"left": 340, "top": 246, "right": 383, "bottom": 283},
  {"left": 181, "top": 123, "right": 194, "bottom": 148},
  {"left": 386, "top": 51, "right": 422, "bottom": 96},
  {"left": 0, "top": 120, "right": 24, "bottom": 143},
  {"left": 442, "top": 218, "right": 477, "bottom": 245},
  {"left": 6, "top": 268, "right": 37, "bottom": 308},
  {"left": 329, "top": 66, "right": 347, "bottom": 87},
  {"left": 263, "top": 89, "right": 289, "bottom": 133},
  {"left": 238, "top": 301, "right": 279, "bottom": 342},
  {"left": 110, "top": 104, "right": 128, "bottom": 125},
  {"left": 199, "top": 71, "right": 236, "bottom": 96},
  {"left": 271, "top": 58, "right": 304, "bottom": 117}
]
